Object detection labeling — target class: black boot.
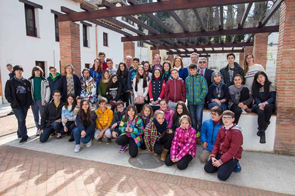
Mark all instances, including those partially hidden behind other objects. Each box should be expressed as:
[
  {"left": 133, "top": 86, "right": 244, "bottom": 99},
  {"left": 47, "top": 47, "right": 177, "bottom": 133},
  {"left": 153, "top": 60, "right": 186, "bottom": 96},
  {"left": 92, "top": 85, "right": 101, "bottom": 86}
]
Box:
[
  {"left": 260, "top": 131, "right": 266, "bottom": 144},
  {"left": 257, "top": 130, "right": 261, "bottom": 136}
]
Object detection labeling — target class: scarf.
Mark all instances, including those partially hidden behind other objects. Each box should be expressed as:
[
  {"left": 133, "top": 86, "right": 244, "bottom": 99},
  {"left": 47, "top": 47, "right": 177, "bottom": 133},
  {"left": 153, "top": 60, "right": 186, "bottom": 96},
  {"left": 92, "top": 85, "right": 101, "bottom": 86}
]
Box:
[
  {"left": 212, "top": 82, "right": 224, "bottom": 99},
  {"left": 135, "top": 75, "right": 147, "bottom": 91},
  {"left": 153, "top": 118, "right": 167, "bottom": 134}
]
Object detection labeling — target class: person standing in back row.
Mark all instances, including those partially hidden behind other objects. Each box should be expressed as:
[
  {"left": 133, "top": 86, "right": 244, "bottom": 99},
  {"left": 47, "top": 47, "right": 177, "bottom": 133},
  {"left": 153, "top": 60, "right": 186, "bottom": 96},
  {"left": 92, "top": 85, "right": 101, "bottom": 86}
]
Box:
[
  {"left": 220, "top": 53, "right": 244, "bottom": 86},
  {"left": 47, "top": 66, "right": 62, "bottom": 98},
  {"left": 29, "top": 66, "right": 51, "bottom": 136},
  {"left": 5, "top": 65, "right": 33, "bottom": 143},
  {"left": 6, "top": 64, "right": 15, "bottom": 116}
]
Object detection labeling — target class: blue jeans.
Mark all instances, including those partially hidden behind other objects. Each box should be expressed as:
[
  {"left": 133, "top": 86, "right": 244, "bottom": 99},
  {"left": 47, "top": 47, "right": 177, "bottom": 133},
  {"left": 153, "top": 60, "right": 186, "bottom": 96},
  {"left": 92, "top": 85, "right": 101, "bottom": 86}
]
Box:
[
  {"left": 31, "top": 100, "right": 44, "bottom": 130},
  {"left": 188, "top": 103, "right": 204, "bottom": 132},
  {"left": 13, "top": 106, "right": 29, "bottom": 139},
  {"left": 39, "top": 122, "right": 62, "bottom": 143},
  {"left": 208, "top": 102, "right": 227, "bottom": 111},
  {"left": 73, "top": 127, "right": 91, "bottom": 145}
]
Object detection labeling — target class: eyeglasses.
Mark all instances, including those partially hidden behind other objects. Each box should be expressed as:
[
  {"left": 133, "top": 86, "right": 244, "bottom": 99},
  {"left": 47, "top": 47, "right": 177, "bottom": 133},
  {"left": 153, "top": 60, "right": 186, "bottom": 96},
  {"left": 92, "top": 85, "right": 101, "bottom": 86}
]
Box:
[
  {"left": 222, "top": 116, "right": 232, "bottom": 120},
  {"left": 210, "top": 112, "right": 217, "bottom": 116},
  {"left": 246, "top": 57, "right": 253, "bottom": 60},
  {"left": 198, "top": 61, "right": 207, "bottom": 64}
]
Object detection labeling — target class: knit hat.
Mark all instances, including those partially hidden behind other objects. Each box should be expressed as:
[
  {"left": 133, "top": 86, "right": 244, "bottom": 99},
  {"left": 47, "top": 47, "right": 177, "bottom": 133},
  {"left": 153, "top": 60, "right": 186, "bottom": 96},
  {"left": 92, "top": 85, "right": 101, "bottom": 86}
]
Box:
[{"left": 13, "top": 65, "right": 24, "bottom": 73}]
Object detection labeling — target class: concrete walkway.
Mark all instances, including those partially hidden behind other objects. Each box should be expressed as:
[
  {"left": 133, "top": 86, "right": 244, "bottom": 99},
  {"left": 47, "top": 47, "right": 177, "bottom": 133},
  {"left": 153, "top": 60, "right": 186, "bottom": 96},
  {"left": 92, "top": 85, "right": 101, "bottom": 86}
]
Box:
[{"left": 0, "top": 127, "right": 294, "bottom": 196}]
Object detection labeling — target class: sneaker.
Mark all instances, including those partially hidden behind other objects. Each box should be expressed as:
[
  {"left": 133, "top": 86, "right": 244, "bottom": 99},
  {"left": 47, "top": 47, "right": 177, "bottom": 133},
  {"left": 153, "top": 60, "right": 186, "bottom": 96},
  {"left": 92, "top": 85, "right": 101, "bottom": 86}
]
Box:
[
  {"left": 106, "top": 138, "right": 112, "bottom": 144},
  {"left": 234, "top": 162, "right": 242, "bottom": 173},
  {"left": 56, "top": 133, "right": 62, "bottom": 139},
  {"left": 68, "top": 137, "right": 74, "bottom": 142},
  {"left": 119, "top": 145, "right": 129, "bottom": 153},
  {"left": 74, "top": 145, "right": 81, "bottom": 153},
  {"left": 97, "top": 138, "right": 103, "bottom": 143},
  {"left": 85, "top": 140, "right": 92, "bottom": 148},
  {"left": 19, "top": 136, "right": 28, "bottom": 144},
  {"left": 242, "top": 109, "right": 247, "bottom": 114},
  {"left": 36, "top": 129, "right": 40, "bottom": 136},
  {"left": 7, "top": 111, "right": 14, "bottom": 116}
]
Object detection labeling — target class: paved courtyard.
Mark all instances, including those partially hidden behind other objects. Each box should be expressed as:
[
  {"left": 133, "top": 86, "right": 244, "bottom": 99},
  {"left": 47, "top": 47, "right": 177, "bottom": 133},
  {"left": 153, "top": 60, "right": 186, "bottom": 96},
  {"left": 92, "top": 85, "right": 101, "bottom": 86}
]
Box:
[{"left": 0, "top": 104, "right": 294, "bottom": 196}]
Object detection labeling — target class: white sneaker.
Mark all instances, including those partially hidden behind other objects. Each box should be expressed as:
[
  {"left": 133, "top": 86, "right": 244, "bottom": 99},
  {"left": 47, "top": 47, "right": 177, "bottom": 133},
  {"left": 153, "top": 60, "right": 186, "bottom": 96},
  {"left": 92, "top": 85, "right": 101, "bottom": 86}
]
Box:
[
  {"left": 85, "top": 140, "right": 92, "bottom": 148},
  {"left": 36, "top": 129, "right": 40, "bottom": 136},
  {"left": 56, "top": 133, "right": 62, "bottom": 139},
  {"left": 74, "top": 145, "right": 81, "bottom": 153}
]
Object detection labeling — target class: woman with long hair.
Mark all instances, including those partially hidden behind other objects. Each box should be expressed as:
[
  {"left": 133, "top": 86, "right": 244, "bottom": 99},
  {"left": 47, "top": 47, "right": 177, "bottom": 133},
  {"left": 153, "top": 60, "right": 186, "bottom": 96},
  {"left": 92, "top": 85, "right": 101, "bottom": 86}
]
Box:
[
  {"left": 252, "top": 71, "right": 276, "bottom": 144},
  {"left": 98, "top": 70, "right": 110, "bottom": 98},
  {"left": 73, "top": 100, "right": 97, "bottom": 153},
  {"left": 172, "top": 101, "right": 191, "bottom": 131},
  {"left": 162, "top": 61, "right": 171, "bottom": 82},
  {"left": 116, "top": 105, "right": 144, "bottom": 158},
  {"left": 89, "top": 58, "right": 103, "bottom": 84},
  {"left": 61, "top": 94, "right": 77, "bottom": 141},
  {"left": 172, "top": 56, "right": 188, "bottom": 81},
  {"left": 139, "top": 104, "right": 154, "bottom": 129},
  {"left": 117, "top": 62, "right": 129, "bottom": 104},
  {"left": 106, "top": 74, "right": 122, "bottom": 109},
  {"left": 58, "top": 64, "right": 82, "bottom": 102},
  {"left": 142, "top": 61, "right": 152, "bottom": 80},
  {"left": 244, "top": 54, "right": 265, "bottom": 90},
  {"left": 133, "top": 65, "right": 149, "bottom": 113}
]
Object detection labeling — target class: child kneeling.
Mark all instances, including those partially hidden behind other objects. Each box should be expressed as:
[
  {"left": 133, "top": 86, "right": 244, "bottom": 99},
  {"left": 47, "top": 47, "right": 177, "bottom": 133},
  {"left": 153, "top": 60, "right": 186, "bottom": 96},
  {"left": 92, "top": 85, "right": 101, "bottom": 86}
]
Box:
[
  {"left": 204, "top": 110, "right": 243, "bottom": 181},
  {"left": 165, "top": 115, "right": 196, "bottom": 170}
]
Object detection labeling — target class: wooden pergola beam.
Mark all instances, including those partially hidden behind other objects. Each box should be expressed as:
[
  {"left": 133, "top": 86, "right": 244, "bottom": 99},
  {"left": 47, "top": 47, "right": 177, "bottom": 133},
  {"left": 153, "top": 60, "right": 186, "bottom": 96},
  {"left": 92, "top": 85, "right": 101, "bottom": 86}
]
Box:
[
  {"left": 80, "top": 3, "right": 145, "bottom": 36},
  {"left": 121, "top": 26, "right": 279, "bottom": 42},
  {"left": 59, "top": 0, "right": 268, "bottom": 22},
  {"left": 150, "top": 42, "right": 253, "bottom": 50},
  {"left": 127, "top": 0, "right": 174, "bottom": 33},
  {"left": 192, "top": 9, "right": 206, "bottom": 31},
  {"left": 169, "top": 11, "right": 189, "bottom": 32},
  {"left": 100, "top": 0, "right": 160, "bottom": 35},
  {"left": 167, "top": 49, "right": 244, "bottom": 55}
]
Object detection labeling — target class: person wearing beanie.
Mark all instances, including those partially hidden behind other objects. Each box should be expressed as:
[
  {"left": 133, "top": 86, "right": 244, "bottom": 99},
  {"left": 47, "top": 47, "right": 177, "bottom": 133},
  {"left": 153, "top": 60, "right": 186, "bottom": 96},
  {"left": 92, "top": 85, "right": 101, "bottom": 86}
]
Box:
[{"left": 5, "top": 65, "right": 33, "bottom": 143}]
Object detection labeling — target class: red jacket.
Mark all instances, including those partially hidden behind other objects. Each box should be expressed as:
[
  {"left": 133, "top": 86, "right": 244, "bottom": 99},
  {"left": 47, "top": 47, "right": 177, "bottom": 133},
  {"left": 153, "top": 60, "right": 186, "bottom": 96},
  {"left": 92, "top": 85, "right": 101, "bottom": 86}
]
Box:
[
  {"left": 210, "top": 124, "right": 243, "bottom": 164},
  {"left": 164, "top": 78, "right": 186, "bottom": 103}
]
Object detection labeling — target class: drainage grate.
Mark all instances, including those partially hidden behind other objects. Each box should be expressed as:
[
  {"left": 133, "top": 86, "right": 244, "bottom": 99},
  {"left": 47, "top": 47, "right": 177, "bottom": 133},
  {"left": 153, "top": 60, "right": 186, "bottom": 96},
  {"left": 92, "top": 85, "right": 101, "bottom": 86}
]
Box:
[{"left": 129, "top": 153, "right": 164, "bottom": 169}]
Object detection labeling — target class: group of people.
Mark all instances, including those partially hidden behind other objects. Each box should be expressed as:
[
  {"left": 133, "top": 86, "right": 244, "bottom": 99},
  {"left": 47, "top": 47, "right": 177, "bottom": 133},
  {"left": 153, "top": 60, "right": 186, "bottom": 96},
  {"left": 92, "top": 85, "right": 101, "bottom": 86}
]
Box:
[{"left": 4, "top": 51, "right": 276, "bottom": 181}]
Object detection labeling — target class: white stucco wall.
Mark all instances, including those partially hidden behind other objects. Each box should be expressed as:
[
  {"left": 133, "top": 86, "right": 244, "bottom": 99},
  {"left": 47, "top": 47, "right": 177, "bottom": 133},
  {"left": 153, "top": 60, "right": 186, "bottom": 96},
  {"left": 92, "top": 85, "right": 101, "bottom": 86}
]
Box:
[{"left": 0, "top": 0, "right": 149, "bottom": 103}]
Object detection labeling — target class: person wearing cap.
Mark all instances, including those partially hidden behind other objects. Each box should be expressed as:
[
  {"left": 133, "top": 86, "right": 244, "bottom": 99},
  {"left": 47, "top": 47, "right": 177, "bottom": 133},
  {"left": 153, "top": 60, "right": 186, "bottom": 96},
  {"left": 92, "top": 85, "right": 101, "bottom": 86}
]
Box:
[{"left": 5, "top": 65, "right": 33, "bottom": 143}]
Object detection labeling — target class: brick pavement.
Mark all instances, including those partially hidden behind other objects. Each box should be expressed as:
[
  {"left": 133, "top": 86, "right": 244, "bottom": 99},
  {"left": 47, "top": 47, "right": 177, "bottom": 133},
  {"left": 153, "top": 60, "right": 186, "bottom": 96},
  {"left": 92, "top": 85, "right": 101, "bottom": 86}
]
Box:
[
  {"left": 0, "top": 146, "right": 289, "bottom": 196},
  {"left": 0, "top": 110, "right": 35, "bottom": 137}
]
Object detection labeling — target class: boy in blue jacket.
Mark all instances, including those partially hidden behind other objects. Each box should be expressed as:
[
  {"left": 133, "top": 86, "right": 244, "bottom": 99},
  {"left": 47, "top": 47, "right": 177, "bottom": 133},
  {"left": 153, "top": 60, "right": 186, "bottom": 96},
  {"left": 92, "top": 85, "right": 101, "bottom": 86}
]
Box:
[{"left": 200, "top": 106, "right": 222, "bottom": 163}]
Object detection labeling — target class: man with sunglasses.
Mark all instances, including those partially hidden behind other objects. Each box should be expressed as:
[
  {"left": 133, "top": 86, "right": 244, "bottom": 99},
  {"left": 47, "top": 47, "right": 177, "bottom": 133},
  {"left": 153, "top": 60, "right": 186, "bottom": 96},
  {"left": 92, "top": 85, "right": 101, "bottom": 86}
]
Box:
[{"left": 198, "top": 57, "right": 214, "bottom": 88}]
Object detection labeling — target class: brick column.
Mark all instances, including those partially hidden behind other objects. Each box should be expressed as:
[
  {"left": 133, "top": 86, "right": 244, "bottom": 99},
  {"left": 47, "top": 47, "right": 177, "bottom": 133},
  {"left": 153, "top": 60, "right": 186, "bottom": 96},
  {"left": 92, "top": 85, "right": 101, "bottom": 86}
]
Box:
[
  {"left": 123, "top": 41, "right": 135, "bottom": 58},
  {"left": 274, "top": 0, "right": 295, "bottom": 155},
  {"left": 59, "top": 21, "right": 81, "bottom": 75},
  {"left": 253, "top": 33, "right": 268, "bottom": 70}
]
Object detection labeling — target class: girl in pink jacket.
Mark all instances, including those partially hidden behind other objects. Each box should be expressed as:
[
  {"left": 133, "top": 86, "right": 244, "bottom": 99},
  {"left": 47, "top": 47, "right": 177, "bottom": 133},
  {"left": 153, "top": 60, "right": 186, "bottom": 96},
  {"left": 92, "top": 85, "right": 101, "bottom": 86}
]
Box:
[{"left": 165, "top": 115, "right": 197, "bottom": 170}]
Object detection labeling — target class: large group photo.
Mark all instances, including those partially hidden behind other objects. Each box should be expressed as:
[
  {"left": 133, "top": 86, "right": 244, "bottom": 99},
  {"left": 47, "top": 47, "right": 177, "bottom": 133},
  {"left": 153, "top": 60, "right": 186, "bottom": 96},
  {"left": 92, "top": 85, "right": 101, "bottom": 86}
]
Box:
[{"left": 0, "top": 0, "right": 294, "bottom": 196}]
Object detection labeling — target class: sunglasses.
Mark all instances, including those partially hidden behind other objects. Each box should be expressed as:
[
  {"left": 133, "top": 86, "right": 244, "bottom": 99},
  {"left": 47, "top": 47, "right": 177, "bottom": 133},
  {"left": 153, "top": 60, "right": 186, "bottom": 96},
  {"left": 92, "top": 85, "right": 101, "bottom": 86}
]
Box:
[{"left": 198, "top": 61, "right": 207, "bottom": 64}]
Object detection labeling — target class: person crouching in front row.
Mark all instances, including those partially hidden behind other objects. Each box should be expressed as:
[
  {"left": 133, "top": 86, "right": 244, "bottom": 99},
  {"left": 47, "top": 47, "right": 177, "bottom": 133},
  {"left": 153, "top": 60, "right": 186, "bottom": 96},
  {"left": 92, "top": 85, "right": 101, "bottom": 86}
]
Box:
[
  {"left": 165, "top": 115, "right": 196, "bottom": 170},
  {"left": 204, "top": 110, "right": 243, "bottom": 181}
]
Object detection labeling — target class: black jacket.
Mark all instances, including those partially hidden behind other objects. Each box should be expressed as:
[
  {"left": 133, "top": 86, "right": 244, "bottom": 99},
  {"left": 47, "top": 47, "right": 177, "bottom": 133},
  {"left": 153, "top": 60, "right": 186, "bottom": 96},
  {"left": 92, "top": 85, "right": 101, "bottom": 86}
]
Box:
[
  {"left": 58, "top": 75, "right": 82, "bottom": 102},
  {"left": 111, "top": 109, "right": 124, "bottom": 134},
  {"left": 41, "top": 102, "right": 64, "bottom": 129},
  {"left": 204, "top": 68, "right": 214, "bottom": 87},
  {"left": 220, "top": 62, "right": 245, "bottom": 86},
  {"left": 5, "top": 78, "right": 33, "bottom": 109}
]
